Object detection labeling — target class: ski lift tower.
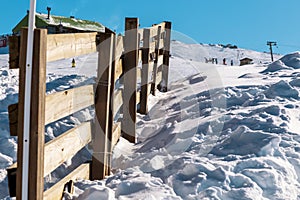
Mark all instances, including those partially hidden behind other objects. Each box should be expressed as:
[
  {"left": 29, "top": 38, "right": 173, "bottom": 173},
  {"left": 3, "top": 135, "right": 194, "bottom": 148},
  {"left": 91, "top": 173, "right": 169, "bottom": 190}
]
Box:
[{"left": 267, "top": 41, "right": 277, "bottom": 62}]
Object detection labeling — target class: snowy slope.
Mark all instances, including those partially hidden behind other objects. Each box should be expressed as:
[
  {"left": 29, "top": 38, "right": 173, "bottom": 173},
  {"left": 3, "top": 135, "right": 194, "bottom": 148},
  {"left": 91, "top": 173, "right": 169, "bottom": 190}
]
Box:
[
  {"left": 171, "top": 41, "right": 282, "bottom": 66},
  {"left": 0, "top": 42, "right": 300, "bottom": 199}
]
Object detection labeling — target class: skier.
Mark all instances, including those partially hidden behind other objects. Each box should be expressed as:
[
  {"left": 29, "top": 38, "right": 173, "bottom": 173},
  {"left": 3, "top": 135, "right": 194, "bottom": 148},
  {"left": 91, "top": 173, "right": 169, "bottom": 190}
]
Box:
[{"left": 223, "top": 58, "right": 226, "bottom": 65}]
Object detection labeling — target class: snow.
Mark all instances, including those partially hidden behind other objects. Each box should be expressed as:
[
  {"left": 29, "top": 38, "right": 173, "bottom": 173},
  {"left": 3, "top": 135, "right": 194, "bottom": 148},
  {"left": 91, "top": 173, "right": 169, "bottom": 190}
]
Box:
[{"left": 1, "top": 40, "right": 300, "bottom": 199}]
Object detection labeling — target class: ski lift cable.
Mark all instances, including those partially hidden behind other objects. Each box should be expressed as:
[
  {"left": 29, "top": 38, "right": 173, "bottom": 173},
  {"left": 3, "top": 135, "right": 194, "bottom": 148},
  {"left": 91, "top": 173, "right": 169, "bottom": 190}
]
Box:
[{"left": 22, "top": 0, "right": 36, "bottom": 199}]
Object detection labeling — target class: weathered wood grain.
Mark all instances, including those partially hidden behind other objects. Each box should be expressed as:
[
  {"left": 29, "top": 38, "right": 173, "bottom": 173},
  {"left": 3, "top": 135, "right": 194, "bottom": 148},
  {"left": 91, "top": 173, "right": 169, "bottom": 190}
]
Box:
[{"left": 44, "top": 122, "right": 92, "bottom": 176}]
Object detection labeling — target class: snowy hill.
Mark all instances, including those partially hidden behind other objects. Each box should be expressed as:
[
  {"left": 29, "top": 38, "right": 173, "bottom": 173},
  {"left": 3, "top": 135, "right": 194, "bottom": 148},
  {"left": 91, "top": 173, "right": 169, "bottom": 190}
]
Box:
[
  {"left": 0, "top": 42, "right": 300, "bottom": 199},
  {"left": 171, "top": 40, "right": 282, "bottom": 66}
]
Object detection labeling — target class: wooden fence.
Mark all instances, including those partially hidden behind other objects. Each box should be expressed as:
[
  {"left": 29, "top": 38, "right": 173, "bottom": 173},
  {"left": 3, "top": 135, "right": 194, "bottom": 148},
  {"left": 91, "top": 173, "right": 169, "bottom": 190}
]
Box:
[{"left": 6, "top": 17, "right": 171, "bottom": 199}]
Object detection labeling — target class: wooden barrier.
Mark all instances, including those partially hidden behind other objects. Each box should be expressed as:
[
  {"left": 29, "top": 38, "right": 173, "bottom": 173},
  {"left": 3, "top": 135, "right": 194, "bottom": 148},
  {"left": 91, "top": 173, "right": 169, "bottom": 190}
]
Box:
[
  {"left": 7, "top": 18, "right": 171, "bottom": 199},
  {"left": 9, "top": 32, "right": 98, "bottom": 69}
]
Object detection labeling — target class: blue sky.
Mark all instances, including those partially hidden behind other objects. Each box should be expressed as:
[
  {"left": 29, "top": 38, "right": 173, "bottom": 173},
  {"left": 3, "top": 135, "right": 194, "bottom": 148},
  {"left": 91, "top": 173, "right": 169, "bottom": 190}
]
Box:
[{"left": 2, "top": 0, "right": 300, "bottom": 54}]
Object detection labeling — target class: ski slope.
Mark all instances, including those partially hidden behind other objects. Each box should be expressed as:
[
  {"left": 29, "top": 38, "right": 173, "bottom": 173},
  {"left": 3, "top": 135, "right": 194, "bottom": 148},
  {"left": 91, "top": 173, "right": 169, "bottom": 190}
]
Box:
[{"left": 0, "top": 41, "right": 300, "bottom": 199}]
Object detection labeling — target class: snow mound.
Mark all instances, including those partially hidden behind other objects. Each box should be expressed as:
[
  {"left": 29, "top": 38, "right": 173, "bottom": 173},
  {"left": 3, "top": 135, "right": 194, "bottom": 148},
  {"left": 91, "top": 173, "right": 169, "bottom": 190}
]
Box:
[
  {"left": 261, "top": 60, "right": 292, "bottom": 73},
  {"left": 264, "top": 80, "right": 299, "bottom": 99},
  {"left": 280, "top": 51, "right": 300, "bottom": 69},
  {"left": 74, "top": 185, "right": 114, "bottom": 200},
  {"left": 262, "top": 52, "right": 300, "bottom": 73},
  {"left": 211, "top": 126, "right": 279, "bottom": 156}
]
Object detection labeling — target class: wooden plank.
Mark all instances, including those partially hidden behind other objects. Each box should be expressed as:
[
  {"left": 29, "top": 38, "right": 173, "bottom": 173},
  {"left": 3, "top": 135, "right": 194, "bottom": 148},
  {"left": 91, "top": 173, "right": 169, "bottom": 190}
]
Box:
[
  {"left": 7, "top": 163, "right": 17, "bottom": 197},
  {"left": 9, "top": 85, "right": 94, "bottom": 135},
  {"left": 44, "top": 122, "right": 92, "bottom": 176},
  {"left": 140, "top": 29, "right": 151, "bottom": 114},
  {"left": 112, "top": 122, "right": 121, "bottom": 149},
  {"left": 162, "top": 22, "right": 172, "bottom": 92},
  {"left": 150, "top": 22, "right": 166, "bottom": 38},
  {"left": 159, "top": 39, "right": 164, "bottom": 50},
  {"left": 122, "top": 18, "right": 138, "bottom": 143},
  {"left": 106, "top": 34, "right": 117, "bottom": 176},
  {"left": 47, "top": 32, "right": 97, "bottom": 62},
  {"left": 43, "top": 163, "right": 90, "bottom": 200},
  {"left": 151, "top": 26, "right": 162, "bottom": 96},
  {"left": 45, "top": 85, "right": 94, "bottom": 125},
  {"left": 115, "top": 35, "right": 124, "bottom": 81},
  {"left": 137, "top": 68, "right": 141, "bottom": 80},
  {"left": 28, "top": 28, "right": 47, "bottom": 200},
  {"left": 149, "top": 40, "right": 156, "bottom": 53},
  {"left": 8, "top": 103, "right": 18, "bottom": 136},
  {"left": 16, "top": 28, "right": 27, "bottom": 200},
  {"left": 138, "top": 29, "right": 144, "bottom": 41},
  {"left": 113, "top": 89, "right": 123, "bottom": 118},
  {"left": 9, "top": 32, "right": 98, "bottom": 68},
  {"left": 156, "top": 71, "right": 163, "bottom": 86},
  {"left": 92, "top": 33, "right": 114, "bottom": 180},
  {"left": 115, "top": 35, "right": 124, "bottom": 60},
  {"left": 152, "top": 22, "right": 166, "bottom": 28},
  {"left": 157, "top": 54, "right": 164, "bottom": 69},
  {"left": 8, "top": 35, "right": 20, "bottom": 69},
  {"left": 9, "top": 122, "right": 92, "bottom": 177},
  {"left": 9, "top": 122, "right": 92, "bottom": 176},
  {"left": 136, "top": 91, "right": 141, "bottom": 105},
  {"left": 138, "top": 49, "right": 142, "bottom": 62},
  {"left": 115, "top": 58, "right": 123, "bottom": 81}
]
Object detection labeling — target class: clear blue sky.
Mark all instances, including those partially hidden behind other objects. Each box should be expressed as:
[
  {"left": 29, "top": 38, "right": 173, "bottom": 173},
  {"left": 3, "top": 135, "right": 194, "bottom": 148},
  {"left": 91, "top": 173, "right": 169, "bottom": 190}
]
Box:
[{"left": 2, "top": 0, "right": 300, "bottom": 54}]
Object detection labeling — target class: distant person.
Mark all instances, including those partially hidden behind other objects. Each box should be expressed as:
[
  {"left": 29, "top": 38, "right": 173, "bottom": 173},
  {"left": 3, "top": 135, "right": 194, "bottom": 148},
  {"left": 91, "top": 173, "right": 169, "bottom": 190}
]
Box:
[
  {"left": 231, "top": 60, "right": 233, "bottom": 66},
  {"left": 223, "top": 58, "right": 226, "bottom": 65},
  {"left": 215, "top": 58, "right": 218, "bottom": 64}
]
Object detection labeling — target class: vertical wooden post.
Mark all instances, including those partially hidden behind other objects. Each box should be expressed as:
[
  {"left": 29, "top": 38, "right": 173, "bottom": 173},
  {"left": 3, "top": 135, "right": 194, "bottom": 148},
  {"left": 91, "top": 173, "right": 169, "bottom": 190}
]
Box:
[
  {"left": 161, "top": 22, "right": 172, "bottom": 92},
  {"left": 92, "top": 33, "right": 114, "bottom": 180},
  {"left": 121, "top": 18, "right": 138, "bottom": 143},
  {"left": 151, "top": 26, "right": 162, "bottom": 96},
  {"left": 140, "top": 29, "right": 150, "bottom": 114},
  {"left": 16, "top": 28, "right": 27, "bottom": 200},
  {"left": 29, "top": 28, "right": 47, "bottom": 200},
  {"left": 16, "top": 28, "right": 47, "bottom": 200},
  {"left": 105, "top": 34, "right": 116, "bottom": 176}
]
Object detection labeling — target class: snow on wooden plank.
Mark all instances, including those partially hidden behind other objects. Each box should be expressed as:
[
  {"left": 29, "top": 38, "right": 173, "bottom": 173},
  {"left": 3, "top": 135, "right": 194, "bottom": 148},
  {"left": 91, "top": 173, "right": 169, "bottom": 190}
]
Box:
[
  {"left": 43, "top": 163, "right": 90, "bottom": 200},
  {"left": 8, "top": 85, "right": 94, "bottom": 137},
  {"left": 44, "top": 122, "right": 92, "bottom": 176}
]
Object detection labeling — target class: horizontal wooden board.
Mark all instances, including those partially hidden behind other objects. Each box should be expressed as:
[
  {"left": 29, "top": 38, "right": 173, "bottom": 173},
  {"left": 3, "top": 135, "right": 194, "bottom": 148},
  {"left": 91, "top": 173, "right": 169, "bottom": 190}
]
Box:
[
  {"left": 138, "top": 50, "right": 142, "bottom": 62},
  {"left": 157, "top": 55, "right": 164, "bottom": 68},
  {"left": 47, "top": 32, "right": 98, "bottom": 62},
  {"left": 137, "top": 68, "right": 141, "bottom": 80},
  {"left": 45, "top": 85, "right": 94, "bottom": 125},
  {"left": 8, "top": 103, "right": 18, "bottom": 136},
  {"left": 44, "top": 163, "right": 90, "bottom": 200},
  {"left": 44, "top": 122, "right": 92, "bottom": 176},
  {"left": 136, "top": 91, "right": 141, "bottom": 104},
  {"left": 8, "top": 85, "right": 94, "bottom": 136},
  {"left": 8, "top": 122, "right": 92, "bottom": 177},
  {"left": 156, "top": 71, "right": 163, "bottom": 85},
  {"left": 150, "top": 24, "right": 165, "bottom": 38},
  {"left": 113, "top": 89, "right": 123, "bottom": 117},
  {"left": 115, "top": 58, "right": 123, "bottom": 81},
  {"left": 8, "top": 36, "right": 20, "bottom": 69},
  {"left": 112, "top": 122, "right": 121, "bottom": 149},
  {"left": 115, "top": 35, "right": 124, "bottom": 59}
]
